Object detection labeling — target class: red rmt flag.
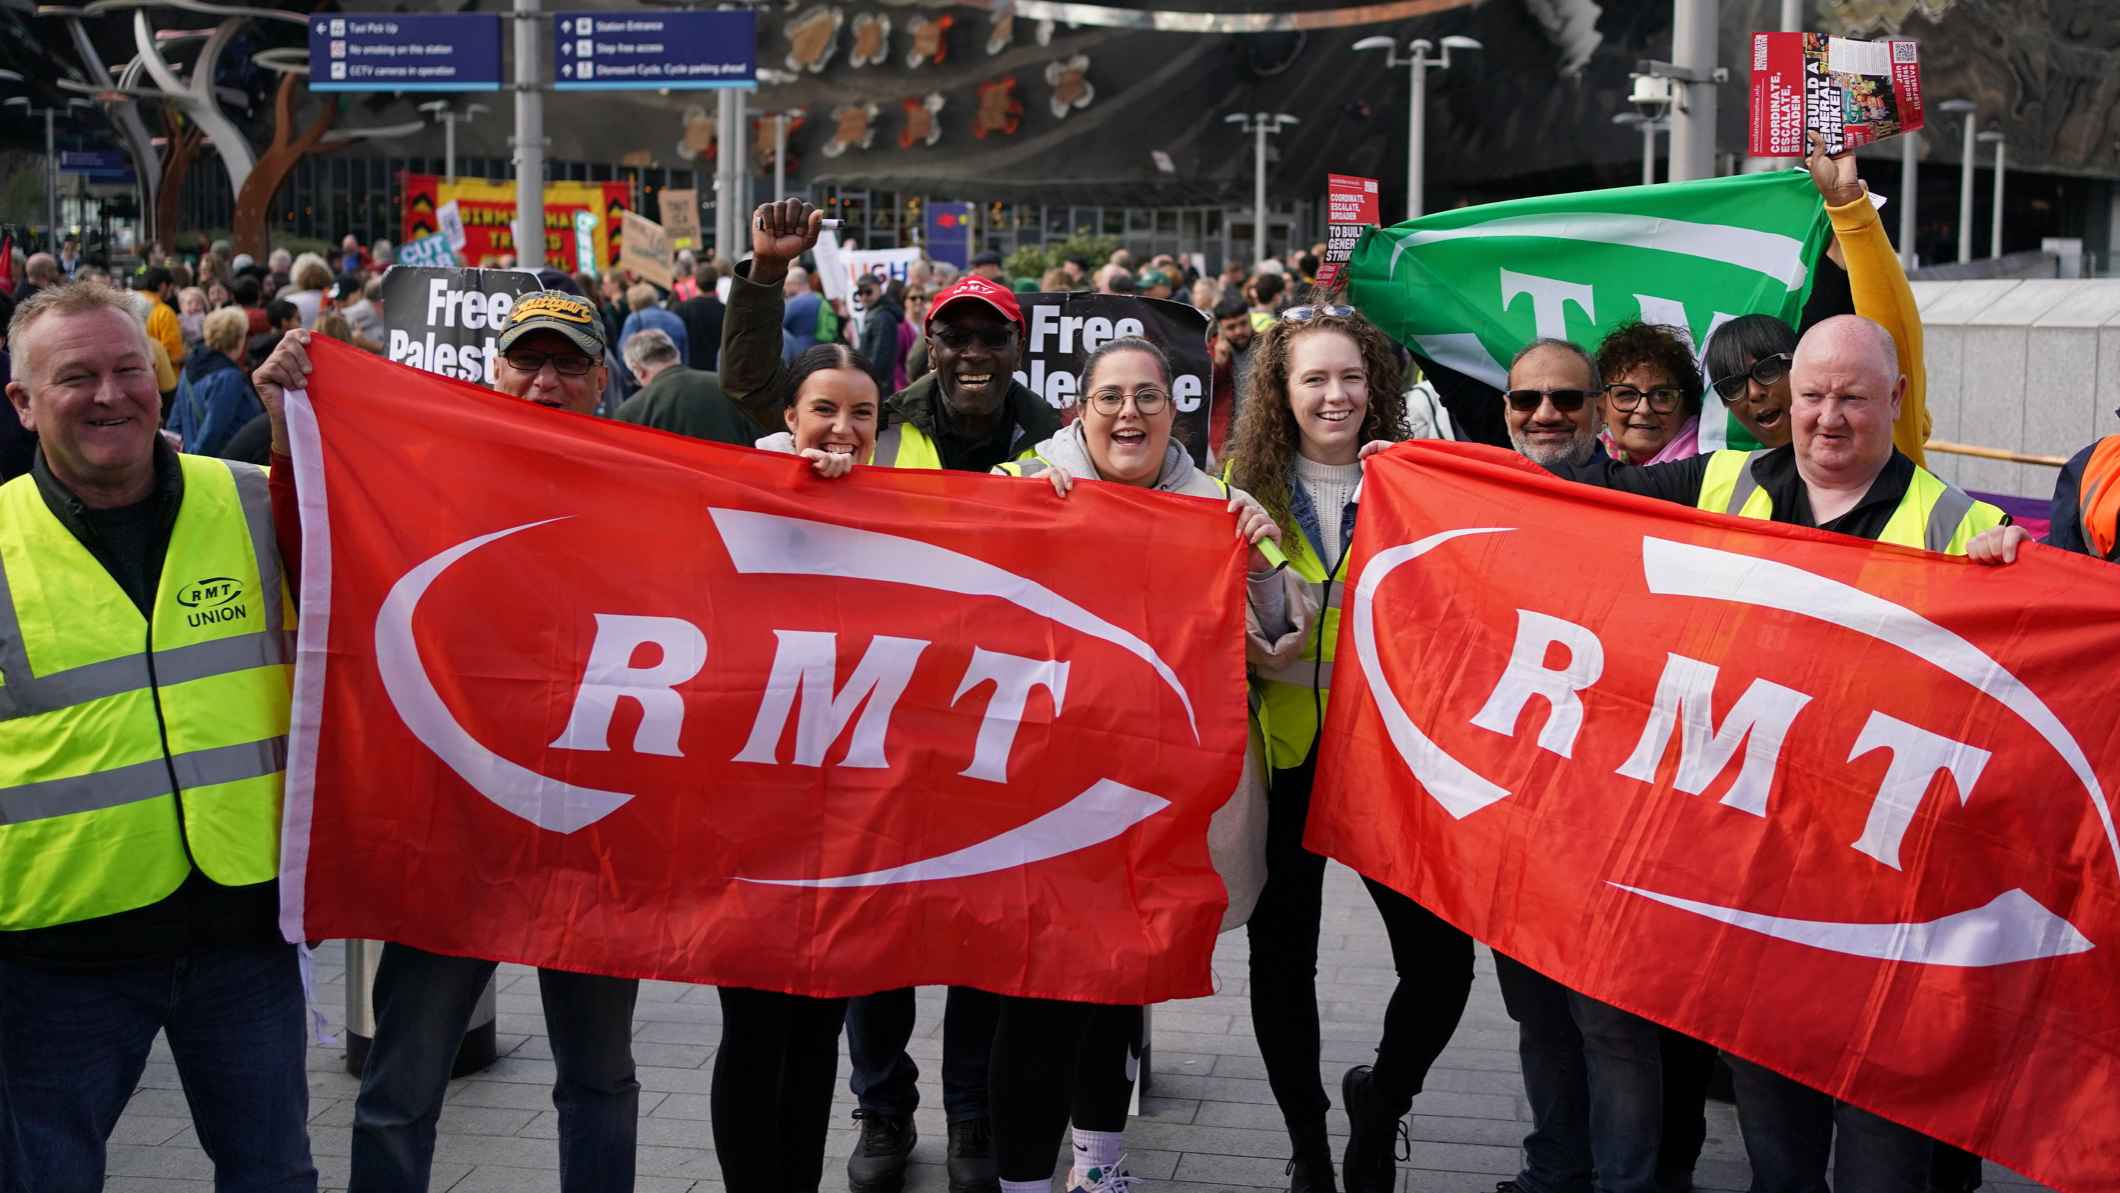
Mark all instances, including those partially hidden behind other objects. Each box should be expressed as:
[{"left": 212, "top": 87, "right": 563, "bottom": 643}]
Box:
[
  {"left": 279, "top": 339, "right": 1246, "bottom": 1003},
  {"left": 1308, "top": 442, "right": 2120, "bottom": 1193}
]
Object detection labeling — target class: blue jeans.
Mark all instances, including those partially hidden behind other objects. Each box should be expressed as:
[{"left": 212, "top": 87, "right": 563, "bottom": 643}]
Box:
[
  {"left": 844, "top": 986, "right": 998, "bottom": 1124},
  {"left": 1494, "top": 953, "right": 1663, "bottom": 1193},
  {"left": 0, "top": 940, "right": 316, "bottom": 1193},
  {"left": 1724, "top": 1055, "right": 1931, "bottom": 1193},
  {"left": 350, "top": 943, "right": 639, "bottom": 1193}
]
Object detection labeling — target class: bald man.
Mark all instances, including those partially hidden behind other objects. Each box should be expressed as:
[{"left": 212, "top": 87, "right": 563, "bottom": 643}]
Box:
[{"left": 1539, "top": 313, "right": 2006, "bottom": 1192}]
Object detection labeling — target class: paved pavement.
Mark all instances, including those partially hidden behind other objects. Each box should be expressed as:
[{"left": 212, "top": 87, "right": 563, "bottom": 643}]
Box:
[{"left": 108, "top": 862, "right": 2048, "bottom": 1193}]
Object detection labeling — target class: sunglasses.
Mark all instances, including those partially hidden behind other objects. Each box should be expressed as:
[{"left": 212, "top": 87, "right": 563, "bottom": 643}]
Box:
[
  {"left": 1281, "top": 304, "right": 1355, "bottom": 324},
  {"left": 504, "top": 348, "right": 596, "bottom": 376},
  {"left": 1504, "top": 388, "right": 1590, "bottom": 412},
  {"left": 1710, "top": 353, "right": 1791, "bottom": 403},
  {"left": 933, "top": 325, "right": 1018, "bottom": 351},
  {"left": 1605, "top": 384, "right": 1686, "bottom": 414}
]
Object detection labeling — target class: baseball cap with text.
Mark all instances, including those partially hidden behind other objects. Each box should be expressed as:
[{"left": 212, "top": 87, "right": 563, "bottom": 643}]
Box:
[
  {"left": 498, "top": 290, "right": 608, "bottom": 355},
  {"left": 926, "top": 275, "right": 1025, "bottom": 336}
]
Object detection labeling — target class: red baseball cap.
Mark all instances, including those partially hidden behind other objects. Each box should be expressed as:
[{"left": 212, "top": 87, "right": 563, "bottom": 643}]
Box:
[{"left": 927, "top": 275, "right": 1025, "bottom": 335}]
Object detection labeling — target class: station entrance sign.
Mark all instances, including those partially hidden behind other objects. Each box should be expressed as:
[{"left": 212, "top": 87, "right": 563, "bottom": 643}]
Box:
[{"left": 553, "top": 9, "right": 756, "bottom": 90}]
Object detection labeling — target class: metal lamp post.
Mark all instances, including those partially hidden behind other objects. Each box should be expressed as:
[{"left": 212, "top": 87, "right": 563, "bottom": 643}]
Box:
[
  {"left": 1612, "top": 112, "right": 1668, "bottom": 185},
  {"left": 1224, "top": 111, "right": 1297, "bottom": 267},
  {"left": 1352, "top": 33, "right": 1481, "bottom": 220},
  {"left": 1899, "top": 130, "right": 1919, "bottom": 269},
  {"left": 418, "top": 101, "right": 489, "bottom": 183},
  {"left": 1938, "top": 98, "right": 1977, "bottom": 263},
  {"left": 1977, "top": 128, "right": 2006, "bottom": 259},
  {"left": 3, "top": 95, "right": 92, "bottom": 249}
]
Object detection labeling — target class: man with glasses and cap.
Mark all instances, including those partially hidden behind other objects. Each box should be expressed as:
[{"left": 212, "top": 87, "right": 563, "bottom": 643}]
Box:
[
  {"left": 713, "top": 198, "right": 1064, "bottom": 1193},
  {"left": 252, "top": 291, "right": 641, "bottom": 1193}
]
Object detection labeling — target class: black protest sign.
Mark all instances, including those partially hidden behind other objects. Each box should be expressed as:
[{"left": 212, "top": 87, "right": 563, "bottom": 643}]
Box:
[
  {"left": 383, "top": 266, "right": 551, "bottom": 387},
  {"left": 1009, "top": 293, "right": 1214, "bottom": 466}
]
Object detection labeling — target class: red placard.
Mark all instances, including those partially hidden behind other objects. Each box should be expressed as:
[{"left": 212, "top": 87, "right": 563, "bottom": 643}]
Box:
[
  {"left": 1316, "top": 173, "right": 1380, "bottom": 292},
  {"left": 1749, "top": 32, "right": 1925, "bottom": 157}
]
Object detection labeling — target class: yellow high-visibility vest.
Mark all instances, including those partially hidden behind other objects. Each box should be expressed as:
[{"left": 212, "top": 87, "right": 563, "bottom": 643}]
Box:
[
  {"left": 1696, "top": 449, "right": 2005, "bottom": 554},
  {"left": 873, "top": 421, "right": 1038, "bottom": 470},
  {"left": 0, "top": 456, "right": 294, "bottom": 931},
  {"left": 1249, "top": 535, "right": 1348, "bottom": 772}
]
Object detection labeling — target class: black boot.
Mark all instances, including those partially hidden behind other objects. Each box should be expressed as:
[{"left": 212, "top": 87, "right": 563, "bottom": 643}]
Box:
[
  {"left": 1341, "top": 1066, "right": 1411, "bottom": 1193},
  {"left": 847, "top": 1109, "right": 916, "bottom": 1193},
  {"left": 947, "top": 1118, "right": 1000, "bottom": 1193},
  {"left": 1287, "top": 1116, "right": 1338, "bottom": 1193}
]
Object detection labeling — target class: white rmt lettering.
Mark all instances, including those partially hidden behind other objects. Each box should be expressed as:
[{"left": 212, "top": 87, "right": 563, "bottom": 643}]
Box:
[
  {"left": 549, "top": 614, "right": 709, "bottom": 756},
  {"left": 1469, "top": 610, "right": 1605, "bottom": 758},
  {"left": 735, "top": 631, "right": 931, "bottom": 768},
  {"left": 1615, "top": 653, "right": 1813, "bottom": 815},
  {"left": 1499, "top": 269, "right": 1596, "bottom": 341},
  {"left": 951, "top": 648, "right": 1070, "bottom": 783},
  {"left": 1846, "top": 712, "right": 1992, "bottom": 869}
]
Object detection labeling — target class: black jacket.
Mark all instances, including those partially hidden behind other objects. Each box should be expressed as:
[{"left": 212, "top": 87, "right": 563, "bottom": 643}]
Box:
[
  {"left": 855, "top": 297, "right": 903, "bottom": 394},
  {"left": 1551, "top": 444, "right": 1924, "bottom": 540}
]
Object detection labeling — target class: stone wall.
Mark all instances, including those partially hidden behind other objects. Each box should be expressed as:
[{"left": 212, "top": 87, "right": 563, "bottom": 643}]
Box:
[{"left": 1915, "top": 279, "right": 2120, "bottom": 500}]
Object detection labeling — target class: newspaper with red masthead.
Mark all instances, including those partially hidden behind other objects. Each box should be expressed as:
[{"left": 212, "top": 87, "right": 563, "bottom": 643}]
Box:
[
  {"left": 1315, "top": 174, "right": 1380, "bottom": 293},
  {"left": 1748, "top": 32, "right": 1924, "bottom": 157}
]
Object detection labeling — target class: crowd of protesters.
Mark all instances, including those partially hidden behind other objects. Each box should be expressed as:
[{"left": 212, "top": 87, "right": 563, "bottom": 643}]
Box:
[{"left": 0, "top": 130, "right": 2094, "bottom": 1193}]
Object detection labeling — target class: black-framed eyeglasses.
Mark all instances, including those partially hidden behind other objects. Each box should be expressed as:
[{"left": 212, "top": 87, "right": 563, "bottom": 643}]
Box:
[
  {"left": 1504, "top": 387, "right": 1590, "bottom": 412},
  {"left": 1086, "top": 388, "right": 1170, "bottom": 415},
  {"left": 504, "top": 348, "right": 596, "bottom": 376},
  {"left": 1281, "top": 304, "right": 1355, "bottom": 324},
  {"left": 933, "top": 325, "right": 1018, "bottom": 351},
  {"left": 1605, "top": 384, "right": 1686, "bottom": 414},
  {"left": 1710, "top": 353, "right": 1791, "bottom": 402}
]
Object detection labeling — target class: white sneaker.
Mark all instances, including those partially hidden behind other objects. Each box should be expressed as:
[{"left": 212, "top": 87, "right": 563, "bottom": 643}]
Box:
[{"left": 1067, "top": 1158, "right": 1141, "bottom": 1193}]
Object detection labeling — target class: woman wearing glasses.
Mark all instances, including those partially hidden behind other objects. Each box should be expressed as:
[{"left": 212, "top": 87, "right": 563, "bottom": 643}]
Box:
[
  {"left": 1702, "top": 314, "right": 1799, "bottom": 449},
  {"left": 1223, "top": 305, "right": 1474, "bottom": 1193},
  {"left": 1595, "top": 322, "right": 1704, "bottom": 465},
  {"left": 983, "top": 335, "right": 1285, "bottom": 1193}
]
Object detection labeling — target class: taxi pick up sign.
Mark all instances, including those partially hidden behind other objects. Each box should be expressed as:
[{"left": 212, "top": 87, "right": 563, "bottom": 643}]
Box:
[{"left": 1009, "top": 293, "right": 1213, "bottom": 466}]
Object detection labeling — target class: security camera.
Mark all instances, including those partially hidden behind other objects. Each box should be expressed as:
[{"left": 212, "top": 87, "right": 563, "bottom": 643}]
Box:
[{"left": 1628, "top": 74, "right": 1675, "bottom": 118}]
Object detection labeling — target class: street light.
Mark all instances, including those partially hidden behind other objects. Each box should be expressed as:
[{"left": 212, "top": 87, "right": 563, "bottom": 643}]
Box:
[
  {"left": 3, "top": 95, "right": 94, "bottom": 249},
  {"left": 1977, "top": 128, "right": 2007, "bottom": 259},
  {"left": 1938, "top": 98, "right": 1976, "bottom": 263},
  {"left": 1898, "top": 129, "right": 1918, "bottom": 270},
  {"left": 1612, "top": 112, "right": 1668, "bottom": 186},
  {"left": 418, "top": 101, "right": 490, "bottom": 183},
  {"left": 1225, "top": 111, "right": 1298, "bottom": 267},
  {"left": 1353, "top": 33, "right": 1481, "bottom": 220}
]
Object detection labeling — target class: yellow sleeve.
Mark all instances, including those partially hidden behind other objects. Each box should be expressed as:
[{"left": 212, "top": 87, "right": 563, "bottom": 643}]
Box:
[
  {"left": 148, "top": 301, "right": 187, "bottom": 366},
  {"left": 150, "top": 339, "right": 176, "bottom": 393},
  {"left": 1827, "top": 192, "right": 1926, "bottom": 467}
]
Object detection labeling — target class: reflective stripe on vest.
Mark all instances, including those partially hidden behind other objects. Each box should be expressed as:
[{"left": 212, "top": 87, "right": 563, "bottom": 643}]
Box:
[
  {"left": 1693, "top": 448, "right": 2005, "bottom": 555},
  {"left": 2077, "top": 434, "right": 2120, "bottom": 560},
  {"left": 0, "top": 456, "right": 293, "bottom": 930},
  {"left": 872, "top": 423, "right": 942, "bottom": 470}
]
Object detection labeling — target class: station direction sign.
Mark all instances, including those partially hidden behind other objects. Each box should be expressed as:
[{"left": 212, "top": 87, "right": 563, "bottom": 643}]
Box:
[
  {"left": 309, "top": 13, "right": 504, "bottom": 92},
  {"left": 552, "top": 9, "right": 755, "bottom": 90}
]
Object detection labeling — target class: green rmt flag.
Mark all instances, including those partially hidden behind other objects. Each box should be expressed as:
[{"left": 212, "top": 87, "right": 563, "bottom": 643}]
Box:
[{"left": 1347, "top": 171, "right": 1831, "bottom": 451}]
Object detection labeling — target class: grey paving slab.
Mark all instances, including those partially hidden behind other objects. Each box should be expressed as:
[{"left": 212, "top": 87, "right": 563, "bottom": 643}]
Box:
[{"left": 105, "top": 862, "right": 2051, "bottom": 1193}]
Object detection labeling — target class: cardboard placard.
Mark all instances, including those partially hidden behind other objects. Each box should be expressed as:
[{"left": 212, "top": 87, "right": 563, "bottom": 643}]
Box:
[
  {"left": 1317, "top": 174, "right": 1380, "bottom": 293},
  {"left": 619, "top": 209, "right": 674, "bottom": 290},
  {"left": 659, "top": 189, "right": 701, "bottom": 253}
]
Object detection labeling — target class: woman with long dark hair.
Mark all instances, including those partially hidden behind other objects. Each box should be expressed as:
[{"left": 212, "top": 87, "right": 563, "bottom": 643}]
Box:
[{"left": 1223, "top": 304, "right": 1475, "bottom": 1193}]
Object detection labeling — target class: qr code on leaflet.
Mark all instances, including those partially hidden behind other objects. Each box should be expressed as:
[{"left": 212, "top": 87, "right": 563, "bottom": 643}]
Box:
[{"left": 1893, "top": 40, "right": 1916, "bottom": 63}]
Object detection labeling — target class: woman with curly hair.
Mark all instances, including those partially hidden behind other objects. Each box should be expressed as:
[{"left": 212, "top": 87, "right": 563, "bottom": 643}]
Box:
[
  {"left": 1224, "top": 304, "right": 1475, "bottom": 1193},
  {"left": 1594, "top": 320, "right": 1704, "bottom": 465}
]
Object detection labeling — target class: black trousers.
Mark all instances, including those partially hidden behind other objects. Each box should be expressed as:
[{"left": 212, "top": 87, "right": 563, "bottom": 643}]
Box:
[
  {"left": 1657, "top": 1027, "right": 1719, "bottom": 1190},
  {"left": 1245, "top": 747, "right": 1476, "bottom": 1123},
  {"left": 987, "top": 997, "right": 1142, "bottom": 1182},
  {"left": 712, "top": 987, "right": 850, "bottom": 1193}
]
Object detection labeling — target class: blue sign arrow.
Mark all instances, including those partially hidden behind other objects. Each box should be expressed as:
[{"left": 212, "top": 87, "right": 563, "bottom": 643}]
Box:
[
  {"left": 309, "top": 13, "right": 503, "bottom": 92},
  {"left": 552, "top": 9, "right": 755, "bottom": 91}
]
